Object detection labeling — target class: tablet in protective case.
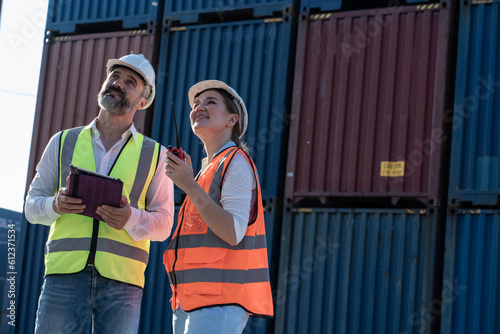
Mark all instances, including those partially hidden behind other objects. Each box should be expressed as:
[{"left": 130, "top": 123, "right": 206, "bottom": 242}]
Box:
[{"left": 67, "top": 165, "right": 123, "bottom": 221}]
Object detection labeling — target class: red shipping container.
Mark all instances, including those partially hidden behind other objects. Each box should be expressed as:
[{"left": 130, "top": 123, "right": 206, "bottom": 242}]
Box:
[
  {"left": 26, "top": 29, "right": 159, "bottom": 192},
  {"left": 285, "top": 3, "right": 456, "bottom": 207}
]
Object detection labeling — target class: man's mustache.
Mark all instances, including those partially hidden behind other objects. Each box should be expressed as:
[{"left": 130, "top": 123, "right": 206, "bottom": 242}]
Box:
[{"left": 104, "top": 86, "right": 124, "bottom": 97}]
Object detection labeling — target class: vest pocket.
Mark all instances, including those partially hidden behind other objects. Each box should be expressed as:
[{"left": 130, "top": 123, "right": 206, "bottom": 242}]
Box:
[{"left": 183, "top": 248, "right": 227, "bottom": 296}]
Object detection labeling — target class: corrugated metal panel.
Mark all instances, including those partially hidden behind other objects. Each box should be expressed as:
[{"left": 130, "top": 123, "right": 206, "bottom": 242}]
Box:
[
  {"left": 46, "top": 0, "right": 162, "bottom": 34},
  {"left": 26, "top": 29, "right": 158, "bottom": 196},
  {"left": 448, "top": 2, "right": 500, "bottom": 206},
  {"left": 164, "top": 0, "right": 296, "bottom": 25},
  {"left": 0, "top": 209, "right": 21, "bottom": 333},
  {"left": 152, "top": 17, "right": 295, "bottom": 204},
  {"left": 299, "top": 0, "right": 342, "bottom": 12},
  {"left": 441, "top": 209, "right": 500, "bottom": 334},
  {"left": 16, "top": 217, "right": 49, "bottom": 334},
  {"left": 285, "top": 4, "right": 455, "bottom": 206},
  {"left": 275, "top": 208, "right": 439, "bottom": 334}
]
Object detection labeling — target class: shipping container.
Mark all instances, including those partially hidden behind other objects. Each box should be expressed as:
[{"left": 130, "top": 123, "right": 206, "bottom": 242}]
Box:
[
  {"left": 163, "top": 0, "right": 296, "bottom": 25},
  {"left": 275, "top": 207, "right": 440, "bottom": 334},
  {"left": 441, "top": 209, "right": 500, "bottom": 334},
  {"left": 285, "top": 3, "right": 456, "bottom": 207},
  {"left": 0, "top": 208, "right": 21, "bottom": 333},
  {"left": 26, "top": 29, "right": 159, "bottom": 196},
  {"left": 15, "top": 217, "right": 48, "bottom": 334},
  {"left": 448, "top": 2, "right": 500, "bottom": 207},
  {"left": 298, "top": 0, "right": 439, "bottom": 13},
  {"left": 152, "top": 17, "right": 296, "bottom": 205},
  {"left": 46, "top": 0, "right": 163, "bottom": 35},
  {"left": 299, "top": 0, "right": 343, "bottom": 12}
]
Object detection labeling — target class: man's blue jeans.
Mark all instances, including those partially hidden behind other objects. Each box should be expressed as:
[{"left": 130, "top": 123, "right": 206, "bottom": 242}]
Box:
[{"left": 35, "top": 265, "right": 142, "bottom": 334}]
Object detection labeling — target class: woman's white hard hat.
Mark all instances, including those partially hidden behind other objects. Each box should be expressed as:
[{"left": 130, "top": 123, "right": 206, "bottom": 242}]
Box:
[{"left": 188, "top": 80, "right": 248, "bottom": 138}]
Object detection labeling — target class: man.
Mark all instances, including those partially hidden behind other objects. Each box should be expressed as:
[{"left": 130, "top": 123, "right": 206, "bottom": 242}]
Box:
[{"left": 25, "top": 54, "right": 175, "bottom": 334}]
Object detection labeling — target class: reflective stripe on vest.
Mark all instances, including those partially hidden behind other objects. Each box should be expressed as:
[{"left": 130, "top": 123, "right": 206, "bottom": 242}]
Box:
[
  {"left": 174, "top": 268, "right": 270, "bottom": 284},
  {"left": 164, "top": 147, "right": 274, "bottom": 317},
  {"left": 46, "top": 237, "right": 149, "bottom": 264},
  {"left": 45, "top": 127, "right": 159, "bottom": 287}
]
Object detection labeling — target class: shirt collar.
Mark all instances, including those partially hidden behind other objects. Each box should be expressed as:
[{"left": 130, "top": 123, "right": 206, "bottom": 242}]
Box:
[
  {"left": 200, "top": 141, "right": 237, "bottom": 170},
  {"left": 214, "top": 141, "right": 237, "bottom": 157},
  {"left": 85, "top": 118, "right": 138, "bottom": 141}
]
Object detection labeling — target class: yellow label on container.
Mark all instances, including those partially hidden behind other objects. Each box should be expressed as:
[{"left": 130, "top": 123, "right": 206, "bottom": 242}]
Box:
[{"left": 380, "top": 161, "right": 405, "bottom": 177}]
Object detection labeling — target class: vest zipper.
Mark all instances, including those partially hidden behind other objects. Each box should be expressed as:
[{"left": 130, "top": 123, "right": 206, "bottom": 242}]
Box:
[{"left": 87, "top": 218, "right": 99, "bottom": 264}]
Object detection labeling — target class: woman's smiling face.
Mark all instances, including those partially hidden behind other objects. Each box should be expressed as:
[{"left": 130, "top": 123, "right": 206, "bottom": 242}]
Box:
[{"left": 190, "top": 90, "right": 237, "bottom": 139}]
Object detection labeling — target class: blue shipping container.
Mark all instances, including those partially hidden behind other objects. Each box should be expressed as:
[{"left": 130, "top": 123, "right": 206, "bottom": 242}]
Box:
[
  {"left": 152, "top": 17, "right": 296, "bottom": 204},
  {"left": 15, "top": 217, "right": 49, "bottom": 334},
  {"left": 46, "top": 0, "right": 162, "bottom": 34},
  {"left": 0, "top": 208, "right": 22, "bottom": 333},
  {"left": 299, "top": 0, "right": 439, "bottom": 13},
  {"left": 441, "top": 209, "right": 500, "bottom": 334},
  {"left": 448, "top": 2, "right": 500, "bottom": 206},
  {"left": 164, "top": 0, "right": 296, "bottom": 25},
  {"left": 299, "top": 0, "right": 341, "bottom": 12},
  {"left": 275, "top": 208, "right": 439, "bottom": 334}
]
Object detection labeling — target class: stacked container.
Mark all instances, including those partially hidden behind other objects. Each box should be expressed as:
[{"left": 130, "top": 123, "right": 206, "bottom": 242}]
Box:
[
  {"left": 150, "top": 2, "right": 298, "bottom": 332},
  {"left": 285, "top": 2, "right": 454, "bottom": 208},
  {"left": 442, "top": 2, "right": 500, "bottom": 333},
  {"left": 18, "top": 1, "right": 164, "bottom": 332},
  {"left": 277, "top": 1, "right": 457, "bottom": 333}
]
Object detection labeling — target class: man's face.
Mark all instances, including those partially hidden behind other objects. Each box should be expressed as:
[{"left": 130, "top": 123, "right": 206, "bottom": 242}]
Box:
[{"left": 98, "top": 67, "right": 147, "bottom": 115}]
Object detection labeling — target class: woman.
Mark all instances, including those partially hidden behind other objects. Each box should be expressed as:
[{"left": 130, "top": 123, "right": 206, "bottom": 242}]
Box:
[{"left": 163, "top": 80, "right": 274, "bottom": 333}]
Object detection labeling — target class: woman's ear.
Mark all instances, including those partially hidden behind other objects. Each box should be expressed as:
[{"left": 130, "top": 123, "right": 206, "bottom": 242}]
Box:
[{"left": 227, "top": 114, "right": 238, "bottom": 127}]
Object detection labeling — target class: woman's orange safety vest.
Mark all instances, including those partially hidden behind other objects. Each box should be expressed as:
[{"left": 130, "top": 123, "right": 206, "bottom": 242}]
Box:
[{"left": 163, "top": 147, "right": 274, "bottom": 317}]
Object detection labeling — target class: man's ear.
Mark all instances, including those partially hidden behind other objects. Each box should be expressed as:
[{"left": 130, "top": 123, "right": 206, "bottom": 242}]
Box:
[{"left": 137, "top": 97, "right": 148, "bottom": 110}]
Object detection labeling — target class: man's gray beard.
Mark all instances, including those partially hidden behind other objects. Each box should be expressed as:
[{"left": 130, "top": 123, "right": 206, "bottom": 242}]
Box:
[{"left": 98, "top": 93, "right": 132, "bottom": 115}]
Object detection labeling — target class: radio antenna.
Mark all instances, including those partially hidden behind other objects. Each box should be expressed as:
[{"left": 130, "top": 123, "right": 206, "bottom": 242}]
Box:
[{"left": 172, "top": 102, "right": 181, "bottom": 148}]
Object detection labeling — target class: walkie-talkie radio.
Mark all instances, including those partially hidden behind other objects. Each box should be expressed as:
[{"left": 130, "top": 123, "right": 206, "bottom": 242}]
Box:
[{"left": 167, "top": 102, "right": 185, "bottom": 160}]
